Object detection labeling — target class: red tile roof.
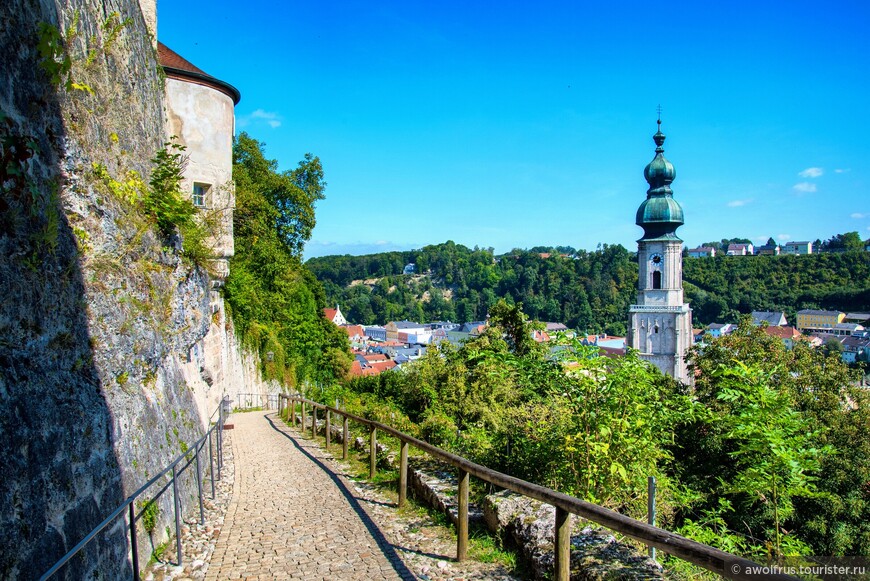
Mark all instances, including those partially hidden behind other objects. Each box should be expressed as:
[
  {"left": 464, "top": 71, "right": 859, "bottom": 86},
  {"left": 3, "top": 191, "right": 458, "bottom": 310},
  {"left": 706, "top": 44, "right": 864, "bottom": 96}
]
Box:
[
  {"left": 344, "top": 325, "right": 365, "bottom": 338},
  {"left": 370, "top": 360, "right": 397, "bottom": 372},
  {"left": 157, "top": 42, "right": 241, "bottom": 104},
  {"left": 324, "top": 308, "right": 338, "bottom": 321},
  {"left": 764, "top": 326, "right": 802, "bottom": 340},
  {"left": 157, "top": 43, "right": 208, "bottom": 75},
  {"left": 349, "top": 358, "right": 396, "bottom": 377}
]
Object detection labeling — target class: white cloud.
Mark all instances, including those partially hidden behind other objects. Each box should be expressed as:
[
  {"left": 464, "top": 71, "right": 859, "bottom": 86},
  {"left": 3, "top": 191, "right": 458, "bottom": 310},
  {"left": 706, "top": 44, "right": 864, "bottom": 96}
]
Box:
[
  {"left": 851, "top": 213, "right": 868, "bottom": 219},
  {"left": 239, "top": 109, "right": 282, "bottom": 129},
  {"left": 727, "top": 199, "right": 751, "bottom": 207},
  {"left": 793, "top": 182, "right": 817, "bottom": 193},
  {"left": 777, "top": 234, "right": 791, "bottom": 241},
  {"left": 835, "top": 168, "right": 850, "bottom": 174},
  {"left": 798, "top": 167, "right": 823, "bottom": 178}
]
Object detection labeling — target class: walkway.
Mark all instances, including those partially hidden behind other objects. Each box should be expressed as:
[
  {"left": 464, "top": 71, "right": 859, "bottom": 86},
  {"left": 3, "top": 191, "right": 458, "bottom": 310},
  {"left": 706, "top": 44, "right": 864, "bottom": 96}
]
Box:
[{"left": 205, "top": 411, "right": 413, "bottom": 580}]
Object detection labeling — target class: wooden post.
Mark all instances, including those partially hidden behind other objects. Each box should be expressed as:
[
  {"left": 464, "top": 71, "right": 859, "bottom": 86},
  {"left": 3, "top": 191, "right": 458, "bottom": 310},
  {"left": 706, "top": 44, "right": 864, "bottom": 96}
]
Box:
[
  {"left": 301, "top": 402, "right": 306, "bottom": 434},
  {"left": 369, "top": 426, "right": 377, "bottom": 480},
  {"left": 399, "top": 440, "right": 409, "bottom": 508},
  {"left": 648, "top": 476, "right": 657, "bottom": 561},
  {"left": 291, "top": 398, "right": 296, "bottom": 427},
  {"left": 325, "top": 409, "right": 331, "bottom": 449},
  {"left": 342, "top": 416, "right": 349, "bottom": 460},
  {"left": 312, "top": 406, "right": 318, "bottom": 437},
  {"left": 457, "top": 468, "right": 469, "bottom": 562},
  {"left": 555, "top": 506, "right": 571, "bottom": 580}
]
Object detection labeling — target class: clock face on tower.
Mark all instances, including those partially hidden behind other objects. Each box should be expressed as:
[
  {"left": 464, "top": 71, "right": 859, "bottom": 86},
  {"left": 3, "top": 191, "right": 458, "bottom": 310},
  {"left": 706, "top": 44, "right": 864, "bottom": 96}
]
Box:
[{"left": 650, "top": 254, "right": 662, "bottom": 265}]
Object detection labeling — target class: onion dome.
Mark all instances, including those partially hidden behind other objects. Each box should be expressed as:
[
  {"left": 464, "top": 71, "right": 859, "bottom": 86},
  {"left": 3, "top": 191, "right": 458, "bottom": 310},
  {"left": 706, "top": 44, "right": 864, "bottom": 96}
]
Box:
[{"left": 636, "top": 118, "right": 684, "bottom": 241}]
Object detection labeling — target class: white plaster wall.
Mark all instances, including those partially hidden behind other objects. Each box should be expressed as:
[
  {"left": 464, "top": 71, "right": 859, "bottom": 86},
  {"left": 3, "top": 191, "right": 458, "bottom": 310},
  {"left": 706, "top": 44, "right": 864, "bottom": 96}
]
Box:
[{"left": 164, "top": 78, "right": 235, "bottom": 267}]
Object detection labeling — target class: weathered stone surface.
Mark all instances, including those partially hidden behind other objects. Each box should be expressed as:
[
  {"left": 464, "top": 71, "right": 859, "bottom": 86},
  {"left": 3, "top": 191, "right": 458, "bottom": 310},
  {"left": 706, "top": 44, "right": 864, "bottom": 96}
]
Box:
[
  {"left": 408, "top": 462, "right": 485, "bottom": 528},
  {"left": 483, "top": 490, "right": 664, "bottom": 580},
  {"left": 0, "top": 1, "right": 268, "bottom": 577}
]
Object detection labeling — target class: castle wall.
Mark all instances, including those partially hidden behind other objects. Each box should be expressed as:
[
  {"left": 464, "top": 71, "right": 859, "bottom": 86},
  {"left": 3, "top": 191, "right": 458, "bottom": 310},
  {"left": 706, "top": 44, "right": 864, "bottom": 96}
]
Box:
[{"left": 0, "top": 1, "right": 263, "bottom": 577}]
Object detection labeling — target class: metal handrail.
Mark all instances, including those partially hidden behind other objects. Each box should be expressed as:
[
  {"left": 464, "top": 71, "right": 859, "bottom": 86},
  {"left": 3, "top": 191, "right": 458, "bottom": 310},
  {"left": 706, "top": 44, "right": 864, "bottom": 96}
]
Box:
[
  {"left": 233, "top": 392, "right": 279, "bottom": 410},
  {"left": 280, "top": 394, "right": 799, "bottom": 581},
  {"left": 40, "top": 397, "right": 230, "bottom": 580}
]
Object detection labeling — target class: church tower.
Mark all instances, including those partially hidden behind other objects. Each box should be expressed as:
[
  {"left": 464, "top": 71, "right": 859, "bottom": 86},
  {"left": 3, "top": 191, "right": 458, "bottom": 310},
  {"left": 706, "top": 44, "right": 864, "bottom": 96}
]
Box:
[{"left": 627, "top": 116, "right": 693, "bottom": 383}]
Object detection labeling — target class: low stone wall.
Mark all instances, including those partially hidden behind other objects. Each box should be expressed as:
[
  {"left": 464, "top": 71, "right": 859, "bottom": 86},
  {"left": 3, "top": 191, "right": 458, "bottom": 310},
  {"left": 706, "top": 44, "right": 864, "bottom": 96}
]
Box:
[{"left": 484, "top": 491, "right": 663, "bottom": 580}]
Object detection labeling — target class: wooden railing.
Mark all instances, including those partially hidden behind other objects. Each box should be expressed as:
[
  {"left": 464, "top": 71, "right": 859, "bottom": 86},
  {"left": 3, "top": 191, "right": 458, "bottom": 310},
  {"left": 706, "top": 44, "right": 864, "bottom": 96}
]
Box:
[{"left": 279, "top": 394, "right": 798, "bottom": 581}]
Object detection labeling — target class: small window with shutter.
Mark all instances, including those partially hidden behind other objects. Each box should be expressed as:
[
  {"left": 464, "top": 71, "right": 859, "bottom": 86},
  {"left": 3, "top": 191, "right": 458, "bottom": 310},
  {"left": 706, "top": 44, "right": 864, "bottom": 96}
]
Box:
[{"left": 192, "top": 183, "right": 209, "bottom": 208}]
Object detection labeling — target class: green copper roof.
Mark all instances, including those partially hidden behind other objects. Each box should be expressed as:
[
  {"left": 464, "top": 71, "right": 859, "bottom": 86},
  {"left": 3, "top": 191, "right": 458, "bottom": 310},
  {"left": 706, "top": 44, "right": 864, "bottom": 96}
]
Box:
[{"left": 636, "top": 118, "right": 684, "bottom": 241}]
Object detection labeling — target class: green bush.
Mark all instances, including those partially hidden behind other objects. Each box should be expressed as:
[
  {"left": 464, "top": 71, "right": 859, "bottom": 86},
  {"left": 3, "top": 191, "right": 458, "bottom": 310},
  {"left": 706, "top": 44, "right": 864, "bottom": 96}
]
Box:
[{"left": 143, "top": 143, "right": 196, "bottom": 238}]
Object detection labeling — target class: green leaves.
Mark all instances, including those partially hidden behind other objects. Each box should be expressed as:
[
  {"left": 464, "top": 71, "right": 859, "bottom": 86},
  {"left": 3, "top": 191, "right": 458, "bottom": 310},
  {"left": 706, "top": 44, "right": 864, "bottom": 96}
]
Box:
[
  {"left": 225, "top": 135, "right": 351, "bottom": 388},
  {"left": 233, "top": 134, "right": 324, "bottom": 257},
  {"left": 679, "top": 320, "right": 863, "bottom": 558},
  {"left": 143, "top": 142, "right": 195, "bottom": 237}
]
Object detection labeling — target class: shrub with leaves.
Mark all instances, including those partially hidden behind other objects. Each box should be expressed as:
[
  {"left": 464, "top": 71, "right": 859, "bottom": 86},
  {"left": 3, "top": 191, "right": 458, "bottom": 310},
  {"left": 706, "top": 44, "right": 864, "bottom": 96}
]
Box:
[{"left": 144, "top": 143, "right": 196, "bottom": 238}]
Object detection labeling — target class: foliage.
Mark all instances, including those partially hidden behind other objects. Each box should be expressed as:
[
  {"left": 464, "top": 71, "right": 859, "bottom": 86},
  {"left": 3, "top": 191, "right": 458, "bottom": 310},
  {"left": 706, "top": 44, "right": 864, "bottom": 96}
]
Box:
[
  {"left": 553, "top": 343, "right": 695, "bottom": 512},
  {"left": 308, "top": 242, "right": 635, "bottom": 333},
  {"left": 344, "top": 303, "right": 690, "bottom": 520},
  {"left": 144, "top": 143, "right": 196, "bottom": 238},
  {"left": 711, "top": 362, "right": 822, "bottom": 558},
  {"left": 224, "top": 134, "right": 352, "bottom": 388},
  {"left": 683, "top": 253, "right": 870, "bottom": 324},
  {"left": 139, "top": 499, "right": 160, "bottom": 534},
  {"left": 309, "top": 243, "right": 870, "bottom": 331},
  {"left": 675, "top": 318, "right": 869, "bottom": 557},
  {"left": 233, "top": 134, "right": 325, "bottom": 257},
  {"left": 820, "top": 231, "right": 864, "bottom": 253},
  {"left": 91, "top": 142, "right": 217, "bottom": 267},
  {"left": 36, "top": 12, "right": 131, "bottom": 96}
]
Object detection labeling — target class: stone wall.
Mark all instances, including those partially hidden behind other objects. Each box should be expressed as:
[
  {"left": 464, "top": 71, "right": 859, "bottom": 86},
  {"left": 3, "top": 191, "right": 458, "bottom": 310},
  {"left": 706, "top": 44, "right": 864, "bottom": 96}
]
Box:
[{"left": 0, "top": 0, "right": 268, "bottom": 577}]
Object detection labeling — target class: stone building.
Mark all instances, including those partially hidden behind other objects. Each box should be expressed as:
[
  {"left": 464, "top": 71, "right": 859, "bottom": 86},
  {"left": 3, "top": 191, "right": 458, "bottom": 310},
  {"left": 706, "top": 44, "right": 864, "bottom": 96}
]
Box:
[
  {"left": 158, "top": 42, "right": 241, "bottom": 282},
  {"left": 627, "top": 118, "right": 693, "bottom": 383}
]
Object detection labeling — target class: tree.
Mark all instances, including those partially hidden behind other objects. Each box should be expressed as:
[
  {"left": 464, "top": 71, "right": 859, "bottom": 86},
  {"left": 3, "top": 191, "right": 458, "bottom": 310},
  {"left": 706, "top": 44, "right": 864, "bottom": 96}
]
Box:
[
  {"left": 225, "top": 135, "right": 351, "bottom": 388},
  {"left": 486, "top": 299, "right": 544, "bottom": 358},
  {"left": 233, "top": 133, "right": 324, "bottom": 256},
  {"left": 821, "top": 231, "right": 863, "bottom": 253},
  {"left": 678, "top": 317, "right": 868, "bottom": 556}
]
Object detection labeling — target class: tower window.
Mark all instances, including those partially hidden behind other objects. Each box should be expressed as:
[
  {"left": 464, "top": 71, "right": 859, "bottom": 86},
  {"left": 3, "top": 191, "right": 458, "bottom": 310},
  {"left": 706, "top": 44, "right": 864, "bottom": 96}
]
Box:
[
  {"left": 192, "top": 183, "right": 209, "bottom": 208},
  {"left": 652, "top": 271, "right": 662, "bottom": 289}
]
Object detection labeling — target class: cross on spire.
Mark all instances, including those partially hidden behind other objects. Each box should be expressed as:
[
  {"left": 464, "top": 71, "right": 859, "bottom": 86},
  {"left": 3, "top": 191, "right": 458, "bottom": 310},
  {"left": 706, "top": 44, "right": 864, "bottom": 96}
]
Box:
[{"left": 656, "top": 104, "right": 662, "bottom": 125}]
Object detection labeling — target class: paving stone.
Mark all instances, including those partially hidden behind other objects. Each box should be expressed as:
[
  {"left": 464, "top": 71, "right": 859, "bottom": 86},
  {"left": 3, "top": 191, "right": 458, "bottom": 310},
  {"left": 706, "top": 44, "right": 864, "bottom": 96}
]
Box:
[{"left": 149, "top": 410, "right": 524, "bottom": 580}]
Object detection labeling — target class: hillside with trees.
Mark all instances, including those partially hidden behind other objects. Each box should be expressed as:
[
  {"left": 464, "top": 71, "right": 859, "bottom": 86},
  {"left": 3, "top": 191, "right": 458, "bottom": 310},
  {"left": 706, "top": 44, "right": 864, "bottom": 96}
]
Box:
[{"left": 307, "top": 242, "right": 870, "bottom": 330}]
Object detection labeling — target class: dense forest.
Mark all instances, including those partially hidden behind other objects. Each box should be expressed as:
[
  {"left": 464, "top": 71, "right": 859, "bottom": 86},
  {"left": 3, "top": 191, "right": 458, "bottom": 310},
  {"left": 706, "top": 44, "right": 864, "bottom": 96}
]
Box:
[{"left": 307, "top": 242, "right": 870, "bottom": 331}]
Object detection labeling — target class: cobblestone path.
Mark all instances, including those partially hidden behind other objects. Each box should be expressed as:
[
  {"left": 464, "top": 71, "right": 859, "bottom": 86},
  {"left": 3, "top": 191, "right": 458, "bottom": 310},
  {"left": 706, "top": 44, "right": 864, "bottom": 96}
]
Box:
[{"left": 205, "top": 411, "right": 413, "bottom": 580}]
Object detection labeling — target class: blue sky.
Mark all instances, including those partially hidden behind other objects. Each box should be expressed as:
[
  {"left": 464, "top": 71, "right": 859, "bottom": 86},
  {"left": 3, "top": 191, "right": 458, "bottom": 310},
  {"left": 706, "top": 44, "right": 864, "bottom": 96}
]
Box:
[{"left": 159, "top": 0, "right": 870, "bottom": 259}]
